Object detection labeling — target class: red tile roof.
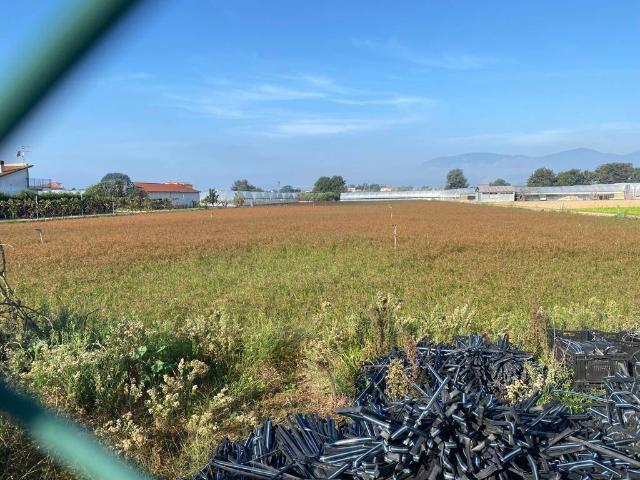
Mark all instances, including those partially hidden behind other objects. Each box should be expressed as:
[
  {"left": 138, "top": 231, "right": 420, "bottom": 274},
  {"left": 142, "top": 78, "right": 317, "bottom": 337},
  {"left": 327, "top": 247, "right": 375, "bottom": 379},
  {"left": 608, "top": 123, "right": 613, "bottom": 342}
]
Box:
[
  {"left": 0, "top": 163, "right": 32, "bottom": 178},
  {"left": 133, "top": 182, "right": 199, "bottom": 193}
]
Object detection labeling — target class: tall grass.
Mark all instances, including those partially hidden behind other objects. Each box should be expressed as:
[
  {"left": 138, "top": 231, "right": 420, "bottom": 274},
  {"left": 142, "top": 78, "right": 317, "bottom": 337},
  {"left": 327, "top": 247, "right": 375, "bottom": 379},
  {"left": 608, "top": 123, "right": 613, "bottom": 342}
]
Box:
[
  {"left": 576, "top": 206, "right": 640, "bottom": 217},
  {"left": 2, "top": 202, "right": 640, "bottom": 478}
]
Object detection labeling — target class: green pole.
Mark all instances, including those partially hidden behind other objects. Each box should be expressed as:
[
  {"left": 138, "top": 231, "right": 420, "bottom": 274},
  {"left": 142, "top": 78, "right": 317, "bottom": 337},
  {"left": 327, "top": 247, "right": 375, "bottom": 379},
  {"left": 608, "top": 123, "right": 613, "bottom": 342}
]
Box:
[
  {"left": 0, "top": 0, "right": 142, "bottom": 144},
  {"left": 0, "top": 1, "right": 152, "bottom": 478},
  {"left": 0, "top": 380, "right": 150, "bottom": 480}
]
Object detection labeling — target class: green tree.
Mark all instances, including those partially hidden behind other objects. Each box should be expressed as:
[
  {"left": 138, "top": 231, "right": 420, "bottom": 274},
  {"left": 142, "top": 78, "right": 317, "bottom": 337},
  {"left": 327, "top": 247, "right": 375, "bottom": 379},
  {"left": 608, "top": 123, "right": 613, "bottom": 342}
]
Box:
[
  {"left": 312, "top": 175, "right": 346, "bottom": 193},
  {"left": 202, "top": 188, "right": 219, "bottom": 207},
  {"left": 527, "top": 168, "right": 556, "bottom": 187},
  {"left": 231, "top": 179, "right": 262, "bottom": 191},
  {"left": 359, "top": 183, "right": 382, "bottom": 192},
  {"left": 583, "top": 170, "right": 597, "bottom": 184},
  {"left": 594, "top": 162, "right": 635, "bottom": 184},
  {"left": 489, "top": 178, "right": 510, "bottom": 186},
  {"left": 555, "top": 169, "right": 589, "bottom": 186},
  {"left": 233, "top": 192, "right": 245, "bottom": 206},
  {"left": 279, "top": 185, "right": 301, "bottom": 193},
  {"left": 445, "top": 169, "right": 468, "bottom": 189},
  {"left": 85, "top": 172, "right": 143, "bottom": 198}
]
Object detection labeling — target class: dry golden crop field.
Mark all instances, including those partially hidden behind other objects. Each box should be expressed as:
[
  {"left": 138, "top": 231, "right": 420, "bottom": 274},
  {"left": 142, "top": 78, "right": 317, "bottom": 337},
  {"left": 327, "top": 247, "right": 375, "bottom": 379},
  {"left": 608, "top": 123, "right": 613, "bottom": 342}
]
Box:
[
  {"left": 2, "top": 201, "right": 640, "bottom": 324},
  {"left": 3, "top": 201, "right": 640, "bottom": 478}
]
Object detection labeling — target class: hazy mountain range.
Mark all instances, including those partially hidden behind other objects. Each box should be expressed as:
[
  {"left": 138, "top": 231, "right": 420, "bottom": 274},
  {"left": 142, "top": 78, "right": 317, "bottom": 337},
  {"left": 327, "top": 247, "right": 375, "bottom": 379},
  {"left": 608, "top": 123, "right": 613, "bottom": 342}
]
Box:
[{"left": 420, "top": 148, "right": 640, "bottom": 185}]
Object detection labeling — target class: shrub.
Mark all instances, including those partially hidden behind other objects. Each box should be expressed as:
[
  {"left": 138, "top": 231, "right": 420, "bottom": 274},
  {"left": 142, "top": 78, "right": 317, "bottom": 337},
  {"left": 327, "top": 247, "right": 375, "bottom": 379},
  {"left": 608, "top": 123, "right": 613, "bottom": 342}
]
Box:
[
  {"left": 0, "top": 193, "right": 173, "bottom": 219},
  {"left": 298, "top": 191, "right": 340, "bottom": 202}
]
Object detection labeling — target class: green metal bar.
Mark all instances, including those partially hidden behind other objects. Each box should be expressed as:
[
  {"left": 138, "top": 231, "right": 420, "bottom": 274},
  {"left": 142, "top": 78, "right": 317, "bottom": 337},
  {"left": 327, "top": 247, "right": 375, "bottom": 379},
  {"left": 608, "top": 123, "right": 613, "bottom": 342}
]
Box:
[
  {"left": 0, "top": 0, "right": 142, "bottom": 145},
  {"left": 0, "top": 1, "right": 153, "bottom": 478},
  {"left": 0, "top": 380, "right": 150, "bottom": 480}
]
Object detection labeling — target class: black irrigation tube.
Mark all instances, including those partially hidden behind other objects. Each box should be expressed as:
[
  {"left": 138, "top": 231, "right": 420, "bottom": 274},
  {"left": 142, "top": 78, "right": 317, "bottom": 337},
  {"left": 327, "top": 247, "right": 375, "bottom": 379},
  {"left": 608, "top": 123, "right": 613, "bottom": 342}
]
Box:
[{"left": 194, "top": 335, "right": 640, "bottom": 480}]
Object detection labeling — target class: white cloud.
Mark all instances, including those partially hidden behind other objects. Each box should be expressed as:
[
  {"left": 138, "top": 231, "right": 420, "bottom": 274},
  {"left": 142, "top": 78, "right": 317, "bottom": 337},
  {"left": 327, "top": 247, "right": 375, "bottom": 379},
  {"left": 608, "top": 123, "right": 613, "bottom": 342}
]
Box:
[
  {"left": 127, "top": 72, "right": 154, "bottom": 80},
  {"left": 272, "top": 119, "right": 371, "bottom": 136},
  {"left": 298, "top": 74, "right": 348, "bottom": 93},
  {"left": 103, "top": 71, "right": 154, "bottom": 84},
  {"left": 352, "top": 38, "right": 496, "bottom": 70},
  {"left": 241, "top": 84, "right": 326, "bottom": 101},
  {"left": 158, "top": 83, "right": 326, "bottom": 120},
  {"left": 155, "top": 72, "right": 436, "bottom": 133},
  {"left": 162, "top": 92, "right": 247, "bottom": 119},
  {"left": 333, "top": 95, "right": 435, "bottom": 107},
  {"left": 268, "top": 116, "right": 420, "bottom": 137}
]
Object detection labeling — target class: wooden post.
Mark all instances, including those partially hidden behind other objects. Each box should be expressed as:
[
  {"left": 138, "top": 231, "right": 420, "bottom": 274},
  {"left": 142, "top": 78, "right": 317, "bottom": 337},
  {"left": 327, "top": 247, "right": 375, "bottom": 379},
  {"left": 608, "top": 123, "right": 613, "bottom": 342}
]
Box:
[
  {"left": 35, "top": 228, "right": 44, "bottom": 244},
  {"left": 392, "top": 224, "right": 397, "bottom": 250}
]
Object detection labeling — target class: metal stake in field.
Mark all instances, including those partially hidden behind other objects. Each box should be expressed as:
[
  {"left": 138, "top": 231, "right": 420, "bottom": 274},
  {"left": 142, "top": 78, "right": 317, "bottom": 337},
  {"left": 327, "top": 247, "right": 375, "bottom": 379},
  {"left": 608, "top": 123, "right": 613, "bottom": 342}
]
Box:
[
  {"left": 392, "top": 224, "right": 397, "bottom": 250},
  {"left": 34, "top": 228, "right": 44, "bottom": 244}
]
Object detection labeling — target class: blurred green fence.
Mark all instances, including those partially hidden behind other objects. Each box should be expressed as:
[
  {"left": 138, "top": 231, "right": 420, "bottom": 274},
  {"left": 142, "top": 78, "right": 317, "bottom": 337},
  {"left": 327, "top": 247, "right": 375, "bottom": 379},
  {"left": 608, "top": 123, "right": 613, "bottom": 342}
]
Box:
[{"left": 0, "top": 1, "right": 153, "bottom": 479}]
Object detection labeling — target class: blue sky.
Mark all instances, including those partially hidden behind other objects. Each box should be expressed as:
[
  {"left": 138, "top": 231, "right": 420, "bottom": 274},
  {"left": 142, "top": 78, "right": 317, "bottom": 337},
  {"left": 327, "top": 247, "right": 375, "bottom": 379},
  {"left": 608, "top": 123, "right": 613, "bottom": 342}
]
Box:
[{"left": 1, "top": 0, "right": 639, "bottom": 189}]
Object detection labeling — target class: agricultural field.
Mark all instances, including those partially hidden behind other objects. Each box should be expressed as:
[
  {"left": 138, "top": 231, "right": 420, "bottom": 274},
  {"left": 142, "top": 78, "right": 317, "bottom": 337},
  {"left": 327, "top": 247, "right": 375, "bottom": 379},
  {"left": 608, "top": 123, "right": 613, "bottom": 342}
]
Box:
[
  {"left": 491, "top": 198, "right": 640, "bottom": 212},
  {"left": 2, "top": 201, "right": 640, "bottom": 478},
  {"left": 574, "top": 206, "right": 640, "bottom": 217}
]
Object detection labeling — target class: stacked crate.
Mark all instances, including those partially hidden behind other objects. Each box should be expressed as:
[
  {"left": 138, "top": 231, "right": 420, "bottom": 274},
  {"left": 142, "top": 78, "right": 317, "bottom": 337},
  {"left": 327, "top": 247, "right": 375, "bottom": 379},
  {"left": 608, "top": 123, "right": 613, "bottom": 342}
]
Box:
[{"left": 551, "top": 330, "right": 640, "bottom": 389}]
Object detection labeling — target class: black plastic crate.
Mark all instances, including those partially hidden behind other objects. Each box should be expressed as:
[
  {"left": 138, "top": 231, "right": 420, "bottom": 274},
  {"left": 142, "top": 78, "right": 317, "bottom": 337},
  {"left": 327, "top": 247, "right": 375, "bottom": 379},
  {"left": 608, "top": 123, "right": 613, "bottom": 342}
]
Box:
[{"left": 550, "top": 330, "right": 638, "bottom": 388}]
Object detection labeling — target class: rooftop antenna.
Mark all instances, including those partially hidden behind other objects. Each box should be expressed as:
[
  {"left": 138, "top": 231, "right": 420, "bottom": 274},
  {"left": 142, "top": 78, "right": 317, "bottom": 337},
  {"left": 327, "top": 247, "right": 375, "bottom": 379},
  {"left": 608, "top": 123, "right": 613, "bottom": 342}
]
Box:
[{"left": 16, "top": 145, "right": 31, "bottom": 160}]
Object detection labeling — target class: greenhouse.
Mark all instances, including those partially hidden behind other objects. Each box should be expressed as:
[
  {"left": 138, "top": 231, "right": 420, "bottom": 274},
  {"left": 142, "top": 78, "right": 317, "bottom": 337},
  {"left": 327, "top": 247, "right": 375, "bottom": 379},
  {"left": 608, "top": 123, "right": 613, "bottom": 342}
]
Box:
[
  {"left": 514, "top": 183, "right": 640, "bottom": 201},
  {"left": 340, "top": 183, "right": 640, "bottom": 203},
  {"left": 219, "top": 190, "right": 299, "bottom": 206},
  {"left": 340, "top": 188, "right": 477, "bottom": 202}
]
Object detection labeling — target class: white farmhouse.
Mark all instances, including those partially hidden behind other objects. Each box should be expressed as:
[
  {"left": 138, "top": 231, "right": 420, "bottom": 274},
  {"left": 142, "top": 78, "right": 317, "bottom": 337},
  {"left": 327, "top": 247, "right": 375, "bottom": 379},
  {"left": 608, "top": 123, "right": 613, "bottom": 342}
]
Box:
[
  {"left": 133, "top": 182, "right": 200, "bottom": 207},
  {"left": 0, "top": 161, "right": 31, "bottom": 195}
]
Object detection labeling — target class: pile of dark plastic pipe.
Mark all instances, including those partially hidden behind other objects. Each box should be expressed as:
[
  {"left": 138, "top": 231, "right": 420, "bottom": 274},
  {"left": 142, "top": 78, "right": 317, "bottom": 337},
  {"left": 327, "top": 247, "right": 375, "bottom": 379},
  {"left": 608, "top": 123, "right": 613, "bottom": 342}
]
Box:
[{"left": 192, "top": 335, "right": 640, "bottom": 480}]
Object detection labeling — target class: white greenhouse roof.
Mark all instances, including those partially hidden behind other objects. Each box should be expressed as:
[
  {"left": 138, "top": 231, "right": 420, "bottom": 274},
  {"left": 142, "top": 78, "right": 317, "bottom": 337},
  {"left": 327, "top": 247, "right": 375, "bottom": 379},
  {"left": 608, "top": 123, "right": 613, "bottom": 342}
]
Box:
[{"left": 514, "top": 183, "right": 630, "bottom": 194}]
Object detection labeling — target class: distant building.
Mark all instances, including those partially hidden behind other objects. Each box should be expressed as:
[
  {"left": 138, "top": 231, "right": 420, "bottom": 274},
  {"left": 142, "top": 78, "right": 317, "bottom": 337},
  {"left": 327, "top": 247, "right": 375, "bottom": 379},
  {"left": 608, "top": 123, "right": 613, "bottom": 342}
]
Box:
[
  {"left": 340, "top": 188, "right": 477, "bottom": 202},
  {"left": 515, "top": 184, "right": 635, "bottom": 201},
  {"left": 380, "top": 186, "right": 393, "bottom": 192},
  {"left": 476, "top": 184, "right": 515, "bottom": 202},
  {"left": 223, "top": 190, "right": 299, "bottom": 206},
  {"left": 133, "top": 182, "right": 200, "bottom": 207},
  {"left": 30, "top": 179, "right": 65, "bottom": 192},
  {"left": 340, "top": 183, "right": 640, "bottom": 203},
  {"left": 0, "top": 161, "right": 32, "bottom": 194}
]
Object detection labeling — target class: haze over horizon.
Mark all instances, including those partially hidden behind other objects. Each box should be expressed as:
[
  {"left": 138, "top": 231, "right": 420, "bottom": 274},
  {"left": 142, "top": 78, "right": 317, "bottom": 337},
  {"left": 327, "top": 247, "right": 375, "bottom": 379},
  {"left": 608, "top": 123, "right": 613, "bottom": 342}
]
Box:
[{"left": 1, "top": 1, "right": 639, "bottom": 190}]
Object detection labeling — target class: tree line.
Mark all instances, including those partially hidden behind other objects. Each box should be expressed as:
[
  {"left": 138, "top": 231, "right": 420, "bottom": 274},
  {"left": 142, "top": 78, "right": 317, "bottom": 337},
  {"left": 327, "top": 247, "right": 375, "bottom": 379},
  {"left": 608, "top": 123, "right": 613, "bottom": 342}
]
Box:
[
  {"left": 443, "top": 162, "right": 640, "bottom": 190},
  {"left": 231, "top": 173, "right": 505, "bottom": 196},
  {"left": 526, "top": 163, "right": 640, "bottom": 187},
  {"left": 197, "top": 160, "right": 640, "bottom": 208},
  {"left": 230, "top": 176, "right": 346, "bottom": 201}
]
